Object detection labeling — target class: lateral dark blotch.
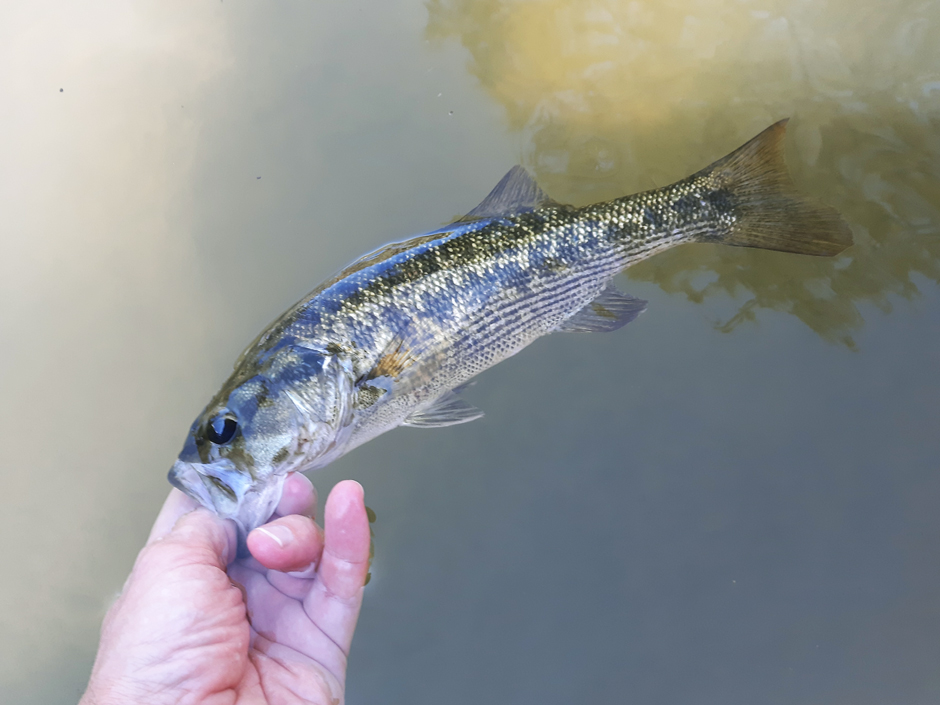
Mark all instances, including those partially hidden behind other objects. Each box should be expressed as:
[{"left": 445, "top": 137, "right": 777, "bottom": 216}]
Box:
[
  {"left": 705, "top": 188, "right": 734, "bottom": 213},
  {"left": 671, "top": 193, "right": 700, "bottom": 214},
  {"left": 343, "top": 208, "right": 563, "bottom": 309},
  {"left": 354, "top": 384, "right": 386, "bottom": 409},
  {"left": 542, "top": 257, "right": 568, "bottom": 273},
  {"left": 643, "top": 207, "right": 664, "bottom": 228}
]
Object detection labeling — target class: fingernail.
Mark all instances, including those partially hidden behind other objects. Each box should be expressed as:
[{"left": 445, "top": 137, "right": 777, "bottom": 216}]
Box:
[
  {"left": 256, "top": 525, "right": 293, "bottom": 548},
  {"left": 287, "top": 562, "right": 319, "bottom": 579}
]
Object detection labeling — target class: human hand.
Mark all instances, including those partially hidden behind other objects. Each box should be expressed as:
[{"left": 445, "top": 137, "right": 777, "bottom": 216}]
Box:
[{"left": 80, "top": 474, "right": 371, "bottom": 705}]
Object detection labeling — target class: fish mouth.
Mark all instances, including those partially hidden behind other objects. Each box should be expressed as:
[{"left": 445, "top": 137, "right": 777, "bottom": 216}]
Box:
[
  {"left": 168, "top": 459, "right": 286, "bottom": 536},
  {"left": 168, "top": 459, "right": 242, "bottom": 516}
]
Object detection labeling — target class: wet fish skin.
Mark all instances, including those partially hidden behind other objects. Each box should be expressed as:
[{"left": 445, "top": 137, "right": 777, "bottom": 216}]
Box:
[{"left": 169, "top": 119, "right": 852, "bottom": 536}]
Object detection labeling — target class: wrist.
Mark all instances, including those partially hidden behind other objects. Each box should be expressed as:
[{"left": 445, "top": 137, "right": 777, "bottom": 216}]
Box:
[{"left": 79, "top": 681, "right": 119, "bottom": 705}]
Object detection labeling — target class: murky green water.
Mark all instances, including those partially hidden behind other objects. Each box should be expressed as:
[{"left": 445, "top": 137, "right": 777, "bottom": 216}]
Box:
[{"left": 2, "top": 1, "right": 939, "bottom": 702}]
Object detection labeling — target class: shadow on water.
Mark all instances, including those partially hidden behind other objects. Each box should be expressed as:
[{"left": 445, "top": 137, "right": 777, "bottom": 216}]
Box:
[{"left": 426, "top": 0, "right": 940, "bottom": 347}]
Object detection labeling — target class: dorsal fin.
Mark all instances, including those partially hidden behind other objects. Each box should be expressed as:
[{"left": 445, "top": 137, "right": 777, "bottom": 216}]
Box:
[{"left": 455, "top": 166, "right": 556, "bottom": 223}]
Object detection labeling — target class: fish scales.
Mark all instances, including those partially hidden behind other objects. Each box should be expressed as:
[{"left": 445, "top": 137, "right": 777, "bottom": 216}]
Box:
[
  {"left": 287, "top": 173, "right": 726, "bottom": 385},
  {"left": 169, "top": 120, "right": 853, "bottom": 537}
]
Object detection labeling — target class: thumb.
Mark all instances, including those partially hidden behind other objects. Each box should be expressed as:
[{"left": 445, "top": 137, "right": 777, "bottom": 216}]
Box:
[
  {"left": 146, "top": 489, "right": 200, "bottom": 544},
  {"left": 140, "top": 506, "right": 238, "bottom": 576}
]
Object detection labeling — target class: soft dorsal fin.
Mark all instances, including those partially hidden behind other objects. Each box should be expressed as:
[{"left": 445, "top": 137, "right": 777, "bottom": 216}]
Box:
[
  {"left": 455, "top": 166, "right": 556, "bottom": 223},
  {"left": 402, "top": 390, "right": 484, "bottom": 428},
  {"left": 557, "top": 285, "right": 648, "bottom": 333}
]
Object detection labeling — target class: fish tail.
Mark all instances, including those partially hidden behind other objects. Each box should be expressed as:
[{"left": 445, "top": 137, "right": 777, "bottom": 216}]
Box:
[{"left": 696, "top": 119, "right": 852, "bottom": 256}]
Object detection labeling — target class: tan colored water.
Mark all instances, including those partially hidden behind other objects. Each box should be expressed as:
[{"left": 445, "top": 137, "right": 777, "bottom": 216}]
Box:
[{"left": 2, "top": 1, "right": 939, "bottom": 702}]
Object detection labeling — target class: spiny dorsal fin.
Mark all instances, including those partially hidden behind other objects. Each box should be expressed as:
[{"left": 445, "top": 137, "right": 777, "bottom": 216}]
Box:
[
  {"left": 306, "top": 231, "right": 445, "bottom": 306},
  {"left": 402, "top": 390, "right": 484, "bottom": 428},
  {"left": 557, "top": 285, "right": 648, "bottom": 333},
  {"left": 455, "top": 166, "right": 556, "bottom": 223},
  {"left": 298, "top": 168, "right": 557, "bottom": 317}
]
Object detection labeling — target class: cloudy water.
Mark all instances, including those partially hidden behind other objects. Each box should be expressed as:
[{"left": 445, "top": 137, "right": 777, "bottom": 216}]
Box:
[{"left": 2, "top": 0, "right": 939, "bottom": 702}]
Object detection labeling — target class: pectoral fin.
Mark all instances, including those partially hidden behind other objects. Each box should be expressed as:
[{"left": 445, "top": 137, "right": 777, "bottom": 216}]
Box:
[
  {"left": 402, "top": 390, "right": 484, "bottom": 428},
  {"left": 558, "top": 285, "right": 648, "bottom": 333}
]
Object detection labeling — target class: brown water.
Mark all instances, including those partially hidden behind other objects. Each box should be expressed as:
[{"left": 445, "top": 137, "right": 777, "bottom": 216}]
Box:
[{"left": 2, "top": 1, "right": 939, "bottom": 702}]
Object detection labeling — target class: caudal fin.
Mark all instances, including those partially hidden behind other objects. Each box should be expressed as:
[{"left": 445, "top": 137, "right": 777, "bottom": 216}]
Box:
[{"left": 700, "top": 119, "right": 852, "bottom": 256}]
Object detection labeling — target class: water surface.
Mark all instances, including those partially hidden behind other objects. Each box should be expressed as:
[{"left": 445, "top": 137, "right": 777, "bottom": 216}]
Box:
[{"left": 2, "top": 1, "right": 939, "bottom": 702}]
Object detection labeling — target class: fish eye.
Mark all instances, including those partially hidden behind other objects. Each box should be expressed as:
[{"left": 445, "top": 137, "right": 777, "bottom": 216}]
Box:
[{"left": 206, "top": 414, "right": 238, "bottom": 445}]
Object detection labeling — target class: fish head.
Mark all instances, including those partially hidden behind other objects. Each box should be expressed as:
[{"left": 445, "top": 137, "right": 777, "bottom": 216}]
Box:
[{"left": 168, "top": 344, "right": 353, "bottom": 536}]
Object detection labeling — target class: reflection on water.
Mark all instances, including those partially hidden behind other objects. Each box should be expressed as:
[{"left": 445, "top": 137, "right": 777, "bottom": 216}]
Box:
[
  {"left": 4, "top": 0, "right": 940, "bottom": 703},
  {"left": 427, "top": 0, "right": 940, "bottom": 346}
]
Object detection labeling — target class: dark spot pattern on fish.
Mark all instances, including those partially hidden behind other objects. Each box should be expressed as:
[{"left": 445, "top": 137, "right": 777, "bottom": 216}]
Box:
[
  {"left": 354, "top": 384, "right": 386, "bottom": 409},
  {"left": 226, "top": 440, "right": 257, "bottom": 478},
  {"left": 671, "top": 192, "right": 701, "bottom": 216},
  {"left": 338, "top": 208, "right": 583, "bottom": 310},
  {"left": 207, "top": 476, "right": 237, "bottom": 502},
  {"left": 197, "top": 432, "right": 212, "bottom": 464},
  {"left": 643, "top": 207, "right": 665, "bottom": 228},
  {"left": 542, "top": 257, "right": 568, "bottom": 273},
  {"left": 240, "top": 173, "right": 739, "bottom": 378},
  {"left": 705, "top": 187, "right": 734, "bottom": 213}
]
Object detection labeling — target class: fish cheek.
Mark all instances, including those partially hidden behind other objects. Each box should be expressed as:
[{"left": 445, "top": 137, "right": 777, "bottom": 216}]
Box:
[
  {"left": 196, "top": 434, "right": 213, "bottom": 464},
  {"left": 222, "top": 437, "right": 257, "bottom": 479}
]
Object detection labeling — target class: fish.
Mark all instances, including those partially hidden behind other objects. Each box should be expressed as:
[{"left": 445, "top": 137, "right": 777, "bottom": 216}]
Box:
[{"left": 168, "top": 119, "right": 852, "bottom": 538}]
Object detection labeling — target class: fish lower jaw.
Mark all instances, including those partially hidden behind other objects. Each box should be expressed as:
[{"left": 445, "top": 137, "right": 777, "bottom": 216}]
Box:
[{"left": 168, "top": 459, "right": 284, "bottom": 534}]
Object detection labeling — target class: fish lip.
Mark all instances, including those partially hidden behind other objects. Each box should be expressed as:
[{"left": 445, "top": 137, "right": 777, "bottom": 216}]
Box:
[
  {"left": 168, "top": 460, "right": 214, "bottom": 509},
  {"left": 168, "top": 459, "right": 244, "bottom": 518},
  {"left": 168, "top": 459, "right": 288, "bottom": 537}
]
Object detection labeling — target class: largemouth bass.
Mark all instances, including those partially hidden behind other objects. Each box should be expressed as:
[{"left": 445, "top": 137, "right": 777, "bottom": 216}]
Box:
[{"left": 169, "top": 120, "right": 852, "bottom": 536}]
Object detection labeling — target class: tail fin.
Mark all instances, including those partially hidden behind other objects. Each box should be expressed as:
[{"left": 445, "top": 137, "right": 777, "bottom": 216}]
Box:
[{"left": 701, "top": 119, "right": 852, "bottom": 256}]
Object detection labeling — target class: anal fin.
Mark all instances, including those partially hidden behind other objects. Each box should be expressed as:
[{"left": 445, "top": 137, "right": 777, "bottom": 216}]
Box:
[
  {"left": 558, "top": 285, "right": 648, "bottom": 333},
  {"left": 402, "top": 390, "right": 484, "bottom": 428}
]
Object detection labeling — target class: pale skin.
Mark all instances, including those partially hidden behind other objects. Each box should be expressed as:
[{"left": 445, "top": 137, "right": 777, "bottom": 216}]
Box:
[{"left": 80, "top": 474, "right": 371, "bottom": 705}]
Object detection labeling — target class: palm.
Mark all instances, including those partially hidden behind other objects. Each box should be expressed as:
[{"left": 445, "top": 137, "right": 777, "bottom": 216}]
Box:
[
  {"left": 229, "top": 553, "right": 357, "bottom": 703},
  {"left": 82, "top": 476, "right": 369, "bottom": 705}
]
